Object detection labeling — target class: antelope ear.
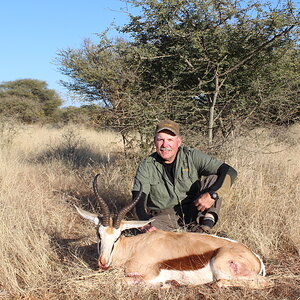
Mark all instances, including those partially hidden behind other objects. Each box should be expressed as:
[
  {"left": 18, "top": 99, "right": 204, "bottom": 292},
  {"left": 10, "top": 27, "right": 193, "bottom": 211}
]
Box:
[
  {"left": 75, "top": 205, "right": 100, "bottom": 226},
  {"left": 120, "top": 219, "right": 155, "bottom": 231}
]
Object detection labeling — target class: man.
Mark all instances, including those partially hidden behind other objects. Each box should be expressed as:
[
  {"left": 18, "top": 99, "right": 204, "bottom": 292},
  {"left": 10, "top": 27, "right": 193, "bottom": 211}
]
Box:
[{"left": 132, "top": 119, "right": 237, "bottom": 233}]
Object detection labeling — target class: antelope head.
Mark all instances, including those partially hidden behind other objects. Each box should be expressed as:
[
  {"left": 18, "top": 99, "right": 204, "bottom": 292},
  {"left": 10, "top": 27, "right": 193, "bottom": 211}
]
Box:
[{"left": 75, "top": 174, "right": 152, "bottom": 270}]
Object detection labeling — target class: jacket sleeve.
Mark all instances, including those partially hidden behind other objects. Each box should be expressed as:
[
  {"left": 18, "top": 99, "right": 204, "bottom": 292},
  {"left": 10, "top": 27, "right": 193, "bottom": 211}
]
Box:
[
  {"left": 205, "top": 163, "right": 238, "bottom": 197},
  {"left": 190, "top": 148, "right": 237, "bottom": 197},
  {"left": 132, "top": 160, "right": 151, "bottom": 194}
]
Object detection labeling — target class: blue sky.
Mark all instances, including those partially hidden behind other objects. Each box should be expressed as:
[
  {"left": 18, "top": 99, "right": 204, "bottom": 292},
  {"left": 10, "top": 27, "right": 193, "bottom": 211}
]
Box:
[{"left": 0, "top": 0, "right": 136, "bottom": 106}]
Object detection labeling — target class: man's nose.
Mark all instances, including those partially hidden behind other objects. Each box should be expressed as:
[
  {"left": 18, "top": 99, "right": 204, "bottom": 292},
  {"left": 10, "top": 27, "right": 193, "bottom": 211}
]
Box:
[{"left": 162, "top": 140, "right": 168, "bottom": 147}]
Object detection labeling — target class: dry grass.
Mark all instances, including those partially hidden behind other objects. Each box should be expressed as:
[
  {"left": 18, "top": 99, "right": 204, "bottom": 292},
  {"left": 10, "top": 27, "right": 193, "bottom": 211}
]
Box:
[
  {"left": 0, "top": 123, "right": 299, "bottom": 299},
  {"left": 218, "top": 125, "right": 300, "bottom": 256}
]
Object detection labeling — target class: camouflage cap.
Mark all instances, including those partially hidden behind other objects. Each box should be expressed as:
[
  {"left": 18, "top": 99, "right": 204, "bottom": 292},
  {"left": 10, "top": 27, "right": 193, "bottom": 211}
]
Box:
[{"left": 155, "top": 119, "right": 180, "bottom": 136}]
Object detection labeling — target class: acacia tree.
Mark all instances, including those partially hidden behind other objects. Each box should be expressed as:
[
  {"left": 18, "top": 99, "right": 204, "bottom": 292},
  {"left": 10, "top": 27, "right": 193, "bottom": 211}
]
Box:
[
  {"left": 0, "top": 79, "right": 62, "bottom": 122},
  {"left": 57, "top": 36, "right": 163, "bottom": 153},
  {"left": 122, "top": 0, "right": 299, "bottom": 145},
  {"left": 57, "top": 0, "right": 299, "bottom": 148}
]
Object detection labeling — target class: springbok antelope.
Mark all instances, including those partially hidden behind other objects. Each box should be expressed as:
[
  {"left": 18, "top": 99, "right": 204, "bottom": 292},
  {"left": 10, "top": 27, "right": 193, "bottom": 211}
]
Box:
[{"left": 75, "top": 174, "right": 271, "bottom": 288}]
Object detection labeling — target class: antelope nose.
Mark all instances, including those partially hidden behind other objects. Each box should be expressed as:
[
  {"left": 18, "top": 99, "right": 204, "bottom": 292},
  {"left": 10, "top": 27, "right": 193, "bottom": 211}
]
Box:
[{"left": 98, "top": 257, "right": 110, "bottom": 270}]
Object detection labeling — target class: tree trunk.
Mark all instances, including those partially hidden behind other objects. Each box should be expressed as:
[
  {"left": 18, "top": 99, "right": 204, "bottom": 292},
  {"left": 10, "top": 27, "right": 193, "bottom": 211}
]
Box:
[
  {"left": 208, "top": 75, "right": 221, "bottom": 147},
  {"left": 208, "top": 103, "right": 214, "bottom": 147}
]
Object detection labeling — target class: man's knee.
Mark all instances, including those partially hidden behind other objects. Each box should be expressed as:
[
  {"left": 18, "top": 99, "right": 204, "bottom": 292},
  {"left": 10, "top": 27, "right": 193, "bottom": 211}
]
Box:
[
  {"left": 199, "top": 175, "right": 218, "bottom": 190},
  {"left": 148, "top": 208, "right": 179, "bottom": 231}
]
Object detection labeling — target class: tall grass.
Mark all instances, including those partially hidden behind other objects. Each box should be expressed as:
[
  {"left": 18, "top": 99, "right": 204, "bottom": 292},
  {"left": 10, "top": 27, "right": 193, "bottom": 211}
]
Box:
[
  {"left": 0, "top": 123, "right": 299, "bottom": 299},
  {"left": 217, "top": 126, "right": 300, "bottom": 257}
]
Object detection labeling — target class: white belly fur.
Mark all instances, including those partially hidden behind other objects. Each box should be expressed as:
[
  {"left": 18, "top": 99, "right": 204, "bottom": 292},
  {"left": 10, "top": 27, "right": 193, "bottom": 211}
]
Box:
[{"left": 148, "top": 263, "right": 213, "bottom": 285}]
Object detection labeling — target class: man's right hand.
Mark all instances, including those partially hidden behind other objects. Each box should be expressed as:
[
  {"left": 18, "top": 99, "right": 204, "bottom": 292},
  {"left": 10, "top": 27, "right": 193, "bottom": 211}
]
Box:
[{"left": 194, "top": 192, "right": 215, "bottom": 212}]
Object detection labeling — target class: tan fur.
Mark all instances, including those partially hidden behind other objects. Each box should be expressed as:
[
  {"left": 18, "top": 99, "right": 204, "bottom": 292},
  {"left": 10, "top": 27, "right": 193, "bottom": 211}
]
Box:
[{"left": 111, "top": 230, "right": 267, "bottom": 287}]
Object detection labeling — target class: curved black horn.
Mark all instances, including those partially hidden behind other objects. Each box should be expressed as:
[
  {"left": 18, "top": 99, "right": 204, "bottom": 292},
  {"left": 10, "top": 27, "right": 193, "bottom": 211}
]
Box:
[
  {"left": 114, "top": 179, "right": 143, "bottom": 228},
  {"left": 93, "top": 174, "right": 110, "bottom": 226}
]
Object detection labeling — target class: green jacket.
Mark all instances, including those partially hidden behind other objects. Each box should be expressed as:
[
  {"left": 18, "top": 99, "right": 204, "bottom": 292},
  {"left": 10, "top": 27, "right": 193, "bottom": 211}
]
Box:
[{"left": 133, "top": 146, "right": 224, "bottom": 210}]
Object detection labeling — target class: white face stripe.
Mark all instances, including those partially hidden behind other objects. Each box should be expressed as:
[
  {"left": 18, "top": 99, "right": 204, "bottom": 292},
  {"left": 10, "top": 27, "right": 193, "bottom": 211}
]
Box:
[
  {"left": 96, "top": 220, "right": 155, "bottom": 268},
  {"left": 98, "top": 225, "right": 121, "bottom": 267}
]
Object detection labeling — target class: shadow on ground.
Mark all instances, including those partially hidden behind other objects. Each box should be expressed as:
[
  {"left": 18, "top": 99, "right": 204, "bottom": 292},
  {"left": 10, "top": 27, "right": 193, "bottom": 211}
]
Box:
[
  {"left": 32, "top": 145, "right": 118, "bottom": 169},
  {"left": 50, "top": 234, "right": 99, "bottom": 271}
]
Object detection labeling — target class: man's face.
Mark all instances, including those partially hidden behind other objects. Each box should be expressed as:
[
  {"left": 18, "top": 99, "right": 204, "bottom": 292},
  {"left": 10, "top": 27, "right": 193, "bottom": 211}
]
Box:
[{"left": 154, "top": 130, "right": 182, "bottom": 163}]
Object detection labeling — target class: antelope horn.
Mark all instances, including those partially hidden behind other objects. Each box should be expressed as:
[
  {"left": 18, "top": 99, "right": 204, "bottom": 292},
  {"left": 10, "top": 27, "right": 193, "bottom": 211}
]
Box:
[
  {"left": 93, "top": 174, "right": 110, "bottom": 226},
  {"left": 114, "top": 179, "right": 143, "bottom": 228}
]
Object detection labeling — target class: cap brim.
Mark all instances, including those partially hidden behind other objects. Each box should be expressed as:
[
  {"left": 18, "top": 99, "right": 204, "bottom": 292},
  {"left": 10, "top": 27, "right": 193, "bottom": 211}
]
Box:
[{"left": 156, "top": 127, "right": 178, "bottom": 135}]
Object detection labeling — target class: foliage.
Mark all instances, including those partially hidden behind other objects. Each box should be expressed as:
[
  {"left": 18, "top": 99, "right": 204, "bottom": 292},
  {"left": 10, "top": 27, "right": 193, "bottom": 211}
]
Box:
[
  {"left": 246, "top": 47, "right": 300, "bottom": 126},
  {"left": 0, "top": 95, "right": 43, "bottom": 123},
  {"left": 56, "top": 0, "right": 299, "bottom": 148},
  {"left": 54, "top": 104, "right": 104, "bottom": 125},
  {"left": 0, "top": 79, "right": 62, "bottom": 122},
  {"left": 57, "top": 36, "right": 159, "bottom": 152},
  {"left": 122, "top": 0, "right": 299, "bottom": 143}
]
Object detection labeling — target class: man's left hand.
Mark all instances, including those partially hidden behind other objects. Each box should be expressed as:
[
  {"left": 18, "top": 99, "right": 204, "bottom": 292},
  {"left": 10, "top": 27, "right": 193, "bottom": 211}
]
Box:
[
  {"left": 194, "top": 192, "right": 215, "bottom": 212},
  {"left": 139, "top": 224, "right": 157, "bottom": 233}
]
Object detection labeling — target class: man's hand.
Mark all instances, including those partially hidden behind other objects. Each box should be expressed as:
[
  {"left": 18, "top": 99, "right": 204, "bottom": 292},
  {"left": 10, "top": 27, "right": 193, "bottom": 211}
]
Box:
[
  {"left": 194, "top": 192, "right": 215, "bottom": 212},
  {"left": 140, "top": 224, "right": 157, "bottom": 233}
]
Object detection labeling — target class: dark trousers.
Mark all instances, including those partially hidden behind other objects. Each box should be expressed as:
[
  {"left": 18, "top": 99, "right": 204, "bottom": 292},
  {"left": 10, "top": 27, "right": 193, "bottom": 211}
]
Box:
[{"left": 149, "top": 175, "right": 222, "bottom": 231}]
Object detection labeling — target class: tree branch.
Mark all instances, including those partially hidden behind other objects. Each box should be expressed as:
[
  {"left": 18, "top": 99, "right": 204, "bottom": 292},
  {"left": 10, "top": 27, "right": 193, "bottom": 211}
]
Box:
[{"left": 220, "top": 24, "right": 299, "bottom": 77}]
